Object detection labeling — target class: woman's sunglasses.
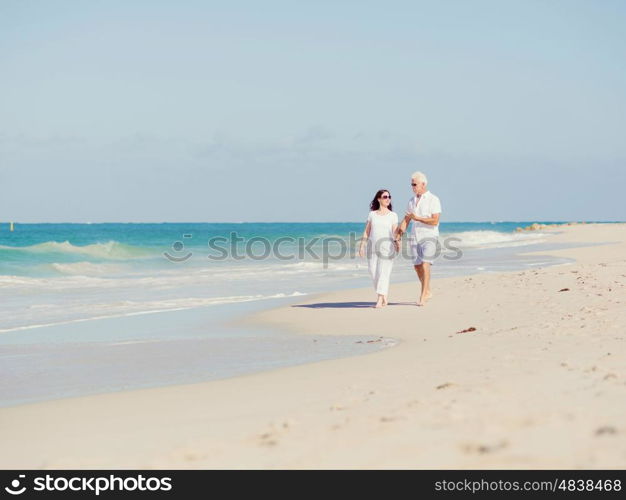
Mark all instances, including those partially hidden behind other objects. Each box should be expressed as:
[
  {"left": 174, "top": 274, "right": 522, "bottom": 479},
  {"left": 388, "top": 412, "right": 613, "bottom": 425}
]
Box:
[{"left": 381, "top": 195, "right": 391, "bottom": 199}]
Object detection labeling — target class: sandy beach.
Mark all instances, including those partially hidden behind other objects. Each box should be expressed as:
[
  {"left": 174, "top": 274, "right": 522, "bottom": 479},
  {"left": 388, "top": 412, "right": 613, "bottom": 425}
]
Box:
[{"left": 1, "top": 223, "right": 625, "bottom": 469}]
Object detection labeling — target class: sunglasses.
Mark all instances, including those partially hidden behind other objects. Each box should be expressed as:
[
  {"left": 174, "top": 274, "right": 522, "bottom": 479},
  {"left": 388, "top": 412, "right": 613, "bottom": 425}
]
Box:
[
  {"left": 381, "top": 195, "right": 391, "bottom": 199},
  {"left": 411, "top": 183, "right": 418, "bottom": 187}
]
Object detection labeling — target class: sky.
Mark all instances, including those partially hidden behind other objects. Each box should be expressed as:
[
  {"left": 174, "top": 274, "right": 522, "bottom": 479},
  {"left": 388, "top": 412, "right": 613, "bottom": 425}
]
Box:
[{"left": 1, "top": 0, "right": 625, "bottom": 222}]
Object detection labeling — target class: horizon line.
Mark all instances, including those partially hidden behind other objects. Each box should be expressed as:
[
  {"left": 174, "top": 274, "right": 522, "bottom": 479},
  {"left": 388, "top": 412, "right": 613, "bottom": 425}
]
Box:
[{"left": 1, "top": 220, "right": 624, "bottom": 225}]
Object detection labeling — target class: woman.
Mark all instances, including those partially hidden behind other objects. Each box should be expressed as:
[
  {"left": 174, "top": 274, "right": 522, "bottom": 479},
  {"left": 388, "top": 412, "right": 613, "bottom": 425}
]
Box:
[{"left": 358, "top": 189, "right": 399, "bottom": 308}]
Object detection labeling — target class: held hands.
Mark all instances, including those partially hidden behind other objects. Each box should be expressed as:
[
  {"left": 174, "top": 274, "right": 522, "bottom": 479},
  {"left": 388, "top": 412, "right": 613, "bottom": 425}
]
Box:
[
  {"left": 393, "top": 230, "right": 402, "bottom": 253},
  {"left": 360, "top": 235, "right": 402, "bottom": 256}
]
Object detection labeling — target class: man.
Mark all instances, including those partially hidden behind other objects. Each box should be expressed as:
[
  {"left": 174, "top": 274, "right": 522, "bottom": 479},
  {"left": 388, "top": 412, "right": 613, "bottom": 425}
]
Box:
[{"left": 395, "top": 171, "right": 442, "bottom": 306}]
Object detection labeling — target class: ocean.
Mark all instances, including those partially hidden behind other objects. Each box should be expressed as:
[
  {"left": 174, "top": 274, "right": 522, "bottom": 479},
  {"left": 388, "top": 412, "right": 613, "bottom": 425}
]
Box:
[
  {"left": 0, "top": 221, "right": 583, "bottom": 405},
  {"left": 0, "top": 221, "right": 573, "bottom": 332}
]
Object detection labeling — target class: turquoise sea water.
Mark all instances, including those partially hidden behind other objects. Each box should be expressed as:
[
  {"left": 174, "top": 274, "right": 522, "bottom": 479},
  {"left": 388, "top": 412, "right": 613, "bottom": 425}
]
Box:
[
  {"left": 1, "top": 221, "right": 611, "bottom": 333},
  {"left": 0, "top": 221, "right": 571, "bottom": 278}
]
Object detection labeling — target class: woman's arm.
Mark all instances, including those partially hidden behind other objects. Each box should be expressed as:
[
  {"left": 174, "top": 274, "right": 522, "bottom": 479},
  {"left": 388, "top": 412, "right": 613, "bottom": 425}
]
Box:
[
  {"left": 391, "top": 223, "right": 400, "bottom": 251},
  {"left": 397, "top": 216, "right": 409, "bottom": 235},
  {"left": 396, "top": 215, "right": 411, "bottom": 240},
  {"left": 358, "top": 220, "right": 371, "bottom": 257}
]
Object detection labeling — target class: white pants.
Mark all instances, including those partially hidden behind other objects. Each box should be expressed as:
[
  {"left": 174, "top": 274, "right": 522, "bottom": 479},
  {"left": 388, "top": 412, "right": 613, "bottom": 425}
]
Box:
[{"left": 368, "top": 251, "right": 394, "bottom": 296}]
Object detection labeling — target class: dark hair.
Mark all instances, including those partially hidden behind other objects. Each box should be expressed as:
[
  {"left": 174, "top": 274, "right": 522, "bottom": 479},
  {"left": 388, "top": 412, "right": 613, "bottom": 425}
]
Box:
[{"left": 370, "top": 189, "right": 393, "bottom": 211}]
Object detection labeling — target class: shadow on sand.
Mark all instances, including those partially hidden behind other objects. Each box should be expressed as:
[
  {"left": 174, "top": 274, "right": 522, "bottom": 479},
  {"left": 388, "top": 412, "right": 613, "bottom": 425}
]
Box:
[{"left": 292, "top": 301, "right": 416, "bottom": 309}]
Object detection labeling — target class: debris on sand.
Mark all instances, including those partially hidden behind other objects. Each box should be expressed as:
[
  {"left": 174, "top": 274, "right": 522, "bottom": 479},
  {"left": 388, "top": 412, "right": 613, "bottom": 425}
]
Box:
[{"left": 456, "top": 326, "right": 477, "bottom": 334}]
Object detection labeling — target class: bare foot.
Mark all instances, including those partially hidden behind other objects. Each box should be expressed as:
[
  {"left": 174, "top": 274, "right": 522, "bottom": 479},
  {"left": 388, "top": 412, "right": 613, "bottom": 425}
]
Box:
[
  {"left": 374, "top": 300, "right": 384, "bottom": 308},
  {"left": 424, "top": 290, "right": 432, "bottom": 300},
  {"left": 417, "top": 293, "right": 430, "bottom": 306},
  {"left": 382, "top": 297, "right": 388, "bottom": 306}
]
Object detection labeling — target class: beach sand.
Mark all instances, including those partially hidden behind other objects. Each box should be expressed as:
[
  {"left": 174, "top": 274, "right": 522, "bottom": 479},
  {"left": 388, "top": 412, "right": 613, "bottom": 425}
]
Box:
[{"left": 1, "top": 223, "right": 625, "bottom": 469}]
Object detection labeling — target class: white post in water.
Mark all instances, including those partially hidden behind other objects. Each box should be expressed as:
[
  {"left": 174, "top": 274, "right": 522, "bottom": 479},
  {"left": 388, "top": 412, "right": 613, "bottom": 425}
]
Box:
[{"left": 10, "top": 222, "right": 14, "bottom": 231}]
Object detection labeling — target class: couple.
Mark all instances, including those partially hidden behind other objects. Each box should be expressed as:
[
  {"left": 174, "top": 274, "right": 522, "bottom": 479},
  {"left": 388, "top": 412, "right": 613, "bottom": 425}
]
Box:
[{"left": 358, "top": 171, "right": 442, "bottom": 308}]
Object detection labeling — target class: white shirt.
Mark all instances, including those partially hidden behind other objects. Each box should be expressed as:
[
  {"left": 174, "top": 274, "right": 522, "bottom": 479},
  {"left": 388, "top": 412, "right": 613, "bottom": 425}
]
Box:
[
  {"left": 367, "top": 210, "right": 398, "bottom": 242},
  {"left": 367, "top": 210, "right": 398, "bottom": 256},
  {"left": 406, "top": 191, "right": 442, "bottom": 241}
]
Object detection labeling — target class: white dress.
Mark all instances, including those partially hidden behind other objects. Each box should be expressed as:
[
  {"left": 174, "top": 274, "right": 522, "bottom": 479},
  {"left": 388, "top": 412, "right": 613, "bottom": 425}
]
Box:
[{"left": 366, "top": 210, "right": 398, "bottom": 296}]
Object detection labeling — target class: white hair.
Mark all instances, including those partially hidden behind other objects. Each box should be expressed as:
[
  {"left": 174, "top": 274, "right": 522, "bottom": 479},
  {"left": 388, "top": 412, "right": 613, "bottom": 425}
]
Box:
[{"left": 411, "top": 171, "right": 428, "bottom": 185}]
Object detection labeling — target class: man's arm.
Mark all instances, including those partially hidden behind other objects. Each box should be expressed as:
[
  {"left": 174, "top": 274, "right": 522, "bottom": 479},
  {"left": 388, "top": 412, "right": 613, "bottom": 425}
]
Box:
[{"left": 409, "top": 213, "right": 440, "bottom": 226}]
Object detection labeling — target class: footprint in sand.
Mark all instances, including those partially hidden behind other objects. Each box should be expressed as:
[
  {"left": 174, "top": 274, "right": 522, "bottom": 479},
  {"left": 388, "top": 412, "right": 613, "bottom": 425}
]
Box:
[
  {"left": 330, "top": 404, "right": 346, "bottom": 411},
  {"left": 258, "top": 433, "right": 278, "bottom": 447},
  {"left": 379, "top": 415, "right": 404, "bottom": 423},
  {"left": 330, "top": 390, "right": 376, "bottom": 411},
  {"left": 595, "top": 426, "right": 618, "bottom": 436},
  {"left": 436, "top": 382, "right": 455, "bottom": 390},
  {"left": 256, "top": 419, "right": 295, "bottom": 447},
  {"left": 182, "top": 450, "right": 208, "bottom": 462},
  {"left": 330, "top": 417, "right": 351, "bottom": 430},
  {"left": 461, "top": 439, "right": 509, "bottom": 455},
  {"left": 169, "top": 446, "right": 208, "bottom": 463}
]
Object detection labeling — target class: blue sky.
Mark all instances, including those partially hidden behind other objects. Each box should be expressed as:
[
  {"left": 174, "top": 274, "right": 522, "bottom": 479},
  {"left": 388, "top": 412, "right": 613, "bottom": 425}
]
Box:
[{"left": 1, "top": 0, "right": 625, "bottom": 222}]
